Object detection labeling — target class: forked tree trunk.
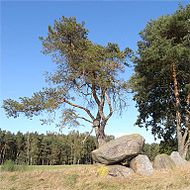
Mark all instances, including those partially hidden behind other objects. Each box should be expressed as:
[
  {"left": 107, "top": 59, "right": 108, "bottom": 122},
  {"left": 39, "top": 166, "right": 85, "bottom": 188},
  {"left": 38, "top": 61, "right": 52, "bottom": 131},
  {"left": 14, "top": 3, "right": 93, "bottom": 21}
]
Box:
[{"left": 94, "top": 124, "right": 106, "bottom": 147}]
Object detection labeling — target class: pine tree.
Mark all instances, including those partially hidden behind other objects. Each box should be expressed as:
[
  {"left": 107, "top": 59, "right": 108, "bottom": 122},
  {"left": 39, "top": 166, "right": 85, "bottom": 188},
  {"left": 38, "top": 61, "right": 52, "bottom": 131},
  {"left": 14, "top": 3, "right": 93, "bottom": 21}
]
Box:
[
  {"left": 3, "top": 17, "right": 132, "bottom": 147},
  {"left": 130, "top": 5, "right": 190, "bottom": 158}
]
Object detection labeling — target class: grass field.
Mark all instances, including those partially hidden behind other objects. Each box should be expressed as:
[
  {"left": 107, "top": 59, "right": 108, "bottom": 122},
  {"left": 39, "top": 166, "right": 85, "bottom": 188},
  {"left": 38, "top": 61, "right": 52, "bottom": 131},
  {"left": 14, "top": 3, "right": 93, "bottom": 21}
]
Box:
[{"left": 1, "top": 163, "right": 190, "bottom": 190}]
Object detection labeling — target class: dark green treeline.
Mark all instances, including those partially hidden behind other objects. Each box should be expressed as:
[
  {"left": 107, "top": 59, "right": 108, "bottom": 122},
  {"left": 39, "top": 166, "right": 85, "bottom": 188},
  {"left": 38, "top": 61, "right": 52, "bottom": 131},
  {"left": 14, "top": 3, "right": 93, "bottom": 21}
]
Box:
[
  {"left": 0, "top": 129, "right": 100, "bottom": 165},
  {"left": 1, "top": 128, "right": 189, "bottom": 165}
]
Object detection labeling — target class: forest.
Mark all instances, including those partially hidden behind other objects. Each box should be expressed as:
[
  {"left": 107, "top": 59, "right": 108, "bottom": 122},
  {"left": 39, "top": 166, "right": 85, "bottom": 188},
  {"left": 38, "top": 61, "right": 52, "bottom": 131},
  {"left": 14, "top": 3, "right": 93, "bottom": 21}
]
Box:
[
  {"left": 1, "top": 128, "right": 190, "bottom": 166},
  {"left": 0, "top": 129, "right": 116, "bottom": 165}
]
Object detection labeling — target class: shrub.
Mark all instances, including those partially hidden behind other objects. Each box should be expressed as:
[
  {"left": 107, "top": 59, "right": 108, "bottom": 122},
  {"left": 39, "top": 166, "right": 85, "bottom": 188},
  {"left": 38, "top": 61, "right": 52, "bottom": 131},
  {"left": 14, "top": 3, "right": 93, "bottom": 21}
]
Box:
[
  {"left": 1, "top": 160, "right": 27, "bottom": 172},
  {"left": 1, "top": 160, "right": 16, "bottom": 172},
  {"left": 143, "top": 143, "right": 160, "bottom": 161}
]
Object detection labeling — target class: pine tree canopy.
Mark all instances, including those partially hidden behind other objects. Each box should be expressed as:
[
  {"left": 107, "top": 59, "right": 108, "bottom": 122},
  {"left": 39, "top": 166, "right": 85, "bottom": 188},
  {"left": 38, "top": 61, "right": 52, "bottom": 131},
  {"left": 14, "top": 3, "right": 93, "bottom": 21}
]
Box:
[
  {"left": 3, "top": 17, "right": 132, "bottom": 146},
  {"left": 130, "top": 5, "right": 190, "bottom": 157}
]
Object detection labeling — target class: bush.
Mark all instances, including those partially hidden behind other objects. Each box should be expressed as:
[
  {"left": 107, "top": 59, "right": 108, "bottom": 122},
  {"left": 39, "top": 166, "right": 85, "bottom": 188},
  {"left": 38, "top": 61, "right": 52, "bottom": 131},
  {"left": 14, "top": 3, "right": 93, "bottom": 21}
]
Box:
[
  {"left": 1, "top": 160, "right": 27, "bottom": 172},
  {"left": 1, "top": 160, "right": 16, "bottom": 172},
  {"left": 143, "top": 143, "right": 160, "bottom": 161}
]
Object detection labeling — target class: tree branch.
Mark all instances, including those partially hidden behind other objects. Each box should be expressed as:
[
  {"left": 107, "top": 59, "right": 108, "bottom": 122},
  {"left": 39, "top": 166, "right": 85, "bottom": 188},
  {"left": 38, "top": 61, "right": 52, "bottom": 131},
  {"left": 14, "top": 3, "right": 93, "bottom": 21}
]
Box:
[
  {"left": 98, "top": 88, "right": 106, "bottom": 120},
  {"left": 77, "top": 116, "right": 93, "bottom": 124},
  {"left": 92, "top": 83, "right": 100, "bottom": 105},
  {"left": 61, "top": 99, "right": 95, "bottom": 120},
  {"left": 184, "top": 138, "right": 190, "bottom": 149},
  {"left": 82, "top": 127, "right": 94, "bottom": 144},
  {"left": 105, "top": 92, "right": 113, "bottom": 121},
  {"left": 182, "top": 127, "right": 189, "bottom": 147}
]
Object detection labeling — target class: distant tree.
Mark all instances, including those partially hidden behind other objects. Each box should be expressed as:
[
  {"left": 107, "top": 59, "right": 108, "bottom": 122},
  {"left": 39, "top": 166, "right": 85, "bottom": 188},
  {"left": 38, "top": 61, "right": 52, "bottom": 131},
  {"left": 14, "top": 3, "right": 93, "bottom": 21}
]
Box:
[
  {"left": 0, "top": 129, "right": 6, "bottom": 164},
  {"left": 80, "top": 134, "right": 96, "bottom": 164},
  {"left": 69, "top": 131, "right": 83, "bottom": 164},
  {"left": 15, "top": 131, "right": 27, "bottom": 164},
  {"left": 48, "top": 134, "right": 63, "bottom": 165},
  {"left": 26, "top": 132, "right": 31, "bottom": 165},
  {"left": 159, "top": 140, "right": 177, "bottom": 155},
  {"left": 3, "top": 17, "right": 132, "bottom": 147},
  {"left": 29, "top": 133, "right": 42, "bottom": 165},
  {"left": 2, "top": 132, "right": 17, "bottom": 163},
  {"left": 0, "top": 129, "right": 97, "bottom": 165},
  {"left": 41, "top": 135, "right": 52, "bottom": 165},
  {"left": 143, "top": 143, "right": 160, "bottom": 161},
  {"left": 130, "top": 5, "right": 190, "bottom": 158}
]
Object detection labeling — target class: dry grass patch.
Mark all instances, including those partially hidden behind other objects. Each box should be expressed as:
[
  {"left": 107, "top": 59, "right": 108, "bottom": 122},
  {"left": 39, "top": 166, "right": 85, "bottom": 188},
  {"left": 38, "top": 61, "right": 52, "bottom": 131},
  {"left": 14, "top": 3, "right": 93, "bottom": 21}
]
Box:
[{"left": 1, "top": 163, "right": 190, "bottom": 190}]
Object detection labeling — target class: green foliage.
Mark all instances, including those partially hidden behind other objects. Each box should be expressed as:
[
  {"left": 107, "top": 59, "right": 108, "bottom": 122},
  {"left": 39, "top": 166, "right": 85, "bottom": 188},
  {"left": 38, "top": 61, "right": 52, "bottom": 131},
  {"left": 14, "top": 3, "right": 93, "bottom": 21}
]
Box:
[
  {"left": 1, "top": 160, "right": 27, "bottom": 172},
  {"left": 1, "top": 160, "right": 16, "bottom": 172},
  {"left": 0, "top": 129, "right": 118, "bottom": 165},
  {"left": 3, "top": 16, "right": 132, "bottom": 140},
  {"left": 130, "top": 5, "right": 190, "bottom": 141},
  {"left": 159, "top": 140, "right": 177, "bottom": 155},
  {"left": 0, "top": 129, "right": 97, "bottom": 165},
  {"left": 143, "top": 143, "right": 160, "bottom": 161}
]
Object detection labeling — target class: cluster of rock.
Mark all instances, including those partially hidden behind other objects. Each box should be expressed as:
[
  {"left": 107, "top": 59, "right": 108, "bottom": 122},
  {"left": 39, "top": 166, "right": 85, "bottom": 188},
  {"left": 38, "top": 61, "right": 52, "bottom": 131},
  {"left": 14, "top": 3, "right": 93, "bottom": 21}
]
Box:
[{"left": 91, "top": 134, "right": 188, "bottom": 177}]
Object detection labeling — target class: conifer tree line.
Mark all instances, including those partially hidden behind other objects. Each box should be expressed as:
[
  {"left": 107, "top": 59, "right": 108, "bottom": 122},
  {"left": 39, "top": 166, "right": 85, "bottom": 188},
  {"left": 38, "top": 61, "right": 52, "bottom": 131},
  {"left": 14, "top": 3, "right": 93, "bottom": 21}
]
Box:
[
  {"left": 0, "top": 129, "right": 107, "bottom": 165},
  {"left": 1, "top": 128, "right": 190, "bottom": 165}
]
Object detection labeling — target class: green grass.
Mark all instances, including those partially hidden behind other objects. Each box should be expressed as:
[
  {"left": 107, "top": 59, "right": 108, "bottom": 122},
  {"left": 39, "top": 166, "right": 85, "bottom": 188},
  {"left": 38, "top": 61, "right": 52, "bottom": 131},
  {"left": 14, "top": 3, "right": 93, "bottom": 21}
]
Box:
[{"left": 1, "top": 160, "right": 28, "bottom": 172}]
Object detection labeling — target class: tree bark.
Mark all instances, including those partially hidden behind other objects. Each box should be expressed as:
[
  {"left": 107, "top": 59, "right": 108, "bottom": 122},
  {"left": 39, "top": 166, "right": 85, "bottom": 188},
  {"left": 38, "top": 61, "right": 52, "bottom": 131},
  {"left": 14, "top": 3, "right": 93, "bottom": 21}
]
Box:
[
  {"left": 181, "top": 144, "right": 189, "bottom": 159},
  {"left": 172, "top": 64, "right": 186, "bottom": 158},
  {"left": 182, "top": 93, "right": 190, "bottom": 158},
  {"left": 94, "top": 124, "right": 106, "bottom": 147}
]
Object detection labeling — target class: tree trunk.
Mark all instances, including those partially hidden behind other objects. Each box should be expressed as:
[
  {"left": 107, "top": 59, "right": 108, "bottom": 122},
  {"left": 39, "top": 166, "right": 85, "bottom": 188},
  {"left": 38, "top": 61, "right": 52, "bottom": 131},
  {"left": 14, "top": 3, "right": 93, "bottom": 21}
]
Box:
[
  {"left": 27, "top": 133, "right": 31, "bottom": 165},
  {"left": 172, "top": 64, "right": 186, "bottom": 158},
  {"left": 180, "top": 144, "right": 189, "bottom": 159},
  {"left": 181, "top": 94, "right": 190, "bottom": 159},
  {"left": 178, "top": 141, "right": 186, "bottom": 159},
  {"left": 95, "top": 124, "right": 106, "bottom": 147},
  {"left": 1, "top": 146, "right": 6, "bottom": 164}
]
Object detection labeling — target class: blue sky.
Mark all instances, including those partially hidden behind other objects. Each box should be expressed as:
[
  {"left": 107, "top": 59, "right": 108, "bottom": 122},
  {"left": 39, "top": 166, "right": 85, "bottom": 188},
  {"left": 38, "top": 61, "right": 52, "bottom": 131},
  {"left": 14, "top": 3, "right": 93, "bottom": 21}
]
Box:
[{"left": 1, "top": 1, "right": 189, "bottom": 143}]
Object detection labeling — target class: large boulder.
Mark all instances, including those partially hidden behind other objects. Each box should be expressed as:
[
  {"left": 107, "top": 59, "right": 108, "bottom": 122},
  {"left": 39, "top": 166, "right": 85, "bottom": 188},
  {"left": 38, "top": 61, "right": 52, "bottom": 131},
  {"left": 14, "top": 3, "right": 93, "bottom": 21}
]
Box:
[
  {"left": 153, "top": 154, "right": 176, "bottom": 170},
  {"left": 170, "top": 151, "right": 188, "bottom": 166},
  {"left": 108, "top": 165, "right": 134, "bottom": 177},
  {"left": 130, "top": 154, "right": 153, "bottom": 176},
  {"left": 92, "top": 134, "right": 145, "bottom": 164}
]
